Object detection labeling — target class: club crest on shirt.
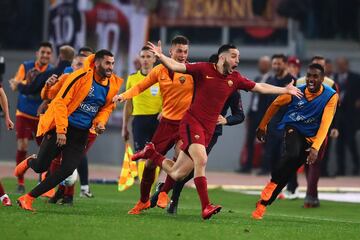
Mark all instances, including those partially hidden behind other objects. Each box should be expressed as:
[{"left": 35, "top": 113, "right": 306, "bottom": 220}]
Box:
[
  {"left": 227, "top": 80, "right": 233, "bottom": 87},
  {"left": 179, "top": 76, "right": 186, "bottom": 84},
  {"left": 194, "top": 134, "right": 200, "bottom": 139}
]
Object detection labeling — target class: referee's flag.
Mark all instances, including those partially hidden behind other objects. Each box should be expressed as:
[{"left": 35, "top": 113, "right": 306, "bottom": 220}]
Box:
[{"left": 118, "top": 142, "right": 137, "bottom": 191}]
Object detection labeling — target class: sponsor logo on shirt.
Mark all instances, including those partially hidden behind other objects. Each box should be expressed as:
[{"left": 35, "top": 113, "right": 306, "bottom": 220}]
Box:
[
  {"left": 79, "top": 103, "right": 99, "bottom": 113},
  {"left": 289, "top": 112, "right": 315, "bottom": 124},
  {"left": 289, "top": 112, "right": 305, "bottom": 122},
  {"left": 206, "top": 75, "right": 214, "bottom": 79}
]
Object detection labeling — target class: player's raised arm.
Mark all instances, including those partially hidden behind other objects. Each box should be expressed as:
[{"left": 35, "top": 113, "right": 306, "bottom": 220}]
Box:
[
  {"left": 147, "top": 41, "right": 186, "bottom": 73},
  {"left": 252, "top": 80, "right": 303, "bottom": 99}
]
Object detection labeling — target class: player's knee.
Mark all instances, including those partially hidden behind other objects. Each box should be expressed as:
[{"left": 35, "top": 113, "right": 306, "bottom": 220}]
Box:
[
  {"left": 17, "top": 139, "right": 28, "bottom": 151},
  {"left": 195, "top": 156, "right": 208, "bottom": 168},
  {"left": 171, "top": 171, "right": 184, "bottom": 181}
]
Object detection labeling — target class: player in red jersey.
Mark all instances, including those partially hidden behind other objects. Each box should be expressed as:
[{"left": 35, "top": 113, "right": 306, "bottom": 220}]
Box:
[
  {"left": 0, "top": 83, "right": 14, "bottom": 206},
  {"left": 123, "top": 42, "right": 302, "bottom": 220}
]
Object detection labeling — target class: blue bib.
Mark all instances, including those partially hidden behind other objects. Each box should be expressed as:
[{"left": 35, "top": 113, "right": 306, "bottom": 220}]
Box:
[
  {"left": 17, "top": 61, "right": 53, "bottom": 116},
  {"left": 278, "top": 84, "right": 336, "bottom": 137},
  {"left": 68, "top": 78, "right": 109, "bottom": 129},
  {"left": 63, "top": 66, "right": 74, "bottom": 74}
]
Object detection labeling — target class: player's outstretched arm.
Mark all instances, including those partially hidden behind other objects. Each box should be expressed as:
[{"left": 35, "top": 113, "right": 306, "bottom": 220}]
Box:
[
  {"left": 147, "top": 41, "right": 186, "bottom": 73},
  {"left": 0, "top": 88, "right": 14, "bottom": 130},
  {"left": 252, "top": 80, "right": 303, "bottom": 99}
]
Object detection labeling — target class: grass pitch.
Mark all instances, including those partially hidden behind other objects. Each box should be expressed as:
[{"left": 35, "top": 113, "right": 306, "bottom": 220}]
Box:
[{"left": 1, "top": 178, "right": 359, "bottom": 240}]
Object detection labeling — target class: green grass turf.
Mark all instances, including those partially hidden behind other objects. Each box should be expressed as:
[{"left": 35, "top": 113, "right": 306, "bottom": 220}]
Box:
[{"left": 1, "top": 178, "right": 359, "bottom": 240}]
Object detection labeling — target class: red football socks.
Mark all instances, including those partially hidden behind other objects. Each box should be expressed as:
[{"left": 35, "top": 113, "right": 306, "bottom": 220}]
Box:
[
  {"left": 194, "top": 176, "right": 210, "bottom": 210},
  {"left": 0, "top": 182, "right": 5, "bottom": 196},
  {"left": 140, "top": 167, "right": 156, "bottom": 203},
  {"left": 16, "top": 150, "right": 27, "bottom": 185},
  {"left": 64, "top": 185, "right": 75, "bottom": 196},
  {"left": 151, "top": 152, "right": 166, "bottom": 168},
  {"left": 160, "top": 175, "right": 176, "bottom": 193}
]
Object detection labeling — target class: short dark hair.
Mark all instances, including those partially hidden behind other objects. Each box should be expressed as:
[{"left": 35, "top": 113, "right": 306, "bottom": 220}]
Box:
[
  {"left": 140, "top": 46, "right": 152, "bottom": 52},
  {"left": 94, "top": 49, "right": 114, "bottom": 61},
  {"left": 39, "top": 41, "right": 53, "bottom": 51},
  {"left": 217, "top": 44, "right": 237, "bottom": 55},
  {"left": 77, "top": 53, "right": 87, "bottom": 58},
  {"left": 308, "top": 63, "right": 325, "bottom": 75},
  {"left": 171, "top": 35, "right": 189, "bottom": 45},
  {"left": 311, "top": 55, "right": 325, "bottom": 62},
  {"left": 208, "top": 54, "right": 218, "bottom": 63},
  {"left": 271, "top": 54, "right": 287, "bottom": 62},
  {"left": 78, "top": 46, "right": 94, "bottom": 54}
]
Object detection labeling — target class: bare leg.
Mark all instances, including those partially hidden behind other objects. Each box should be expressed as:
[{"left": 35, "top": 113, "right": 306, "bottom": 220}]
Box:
[{"left": 161, "top": 151, "right": 194, "bottom": 181}]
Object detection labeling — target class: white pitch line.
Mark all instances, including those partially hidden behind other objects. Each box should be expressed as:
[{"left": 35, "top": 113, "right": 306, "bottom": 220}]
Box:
[
  {"left": 188, "top": 184, "right": 360, "bottom": 193},
  {"left": 264, "top": 212, "right": 360, "bottom": 225}
]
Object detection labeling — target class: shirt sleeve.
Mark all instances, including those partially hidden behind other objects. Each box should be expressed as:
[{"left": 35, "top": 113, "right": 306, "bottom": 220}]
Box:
[
  {"left": 185, "top": 62, "right": 209, "bottom": 80},
  {"left": 14, "top": 64, "right": 25, "bottom": 81},
  {"left": 237, "top": 74, "right": 256, "bottom": 91},
  {"left": 18, "top": 70, "right": 51, "bottom": 95},
  {"left": 310, "top": 94, "right": 339, "bottom": 151},
  {"left": 226, "top": 91, "right": 245, "bottom": 125},
  {"left": 121, "top": 68, "right": 158, "bottom": 100},
  {"left": 125, "top": 75, "right": 131, "bottom": 90},
  {"left": 258, "top": 94, "right": 292, "bottom": 130},
  {"left": 41, "top": 74, "right": 69, "bottom": 100}
]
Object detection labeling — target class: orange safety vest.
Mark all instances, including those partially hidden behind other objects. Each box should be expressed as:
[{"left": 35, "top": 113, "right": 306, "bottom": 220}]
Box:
[{"left": 37, "top": 54, "right": 123, "bottom": 136}]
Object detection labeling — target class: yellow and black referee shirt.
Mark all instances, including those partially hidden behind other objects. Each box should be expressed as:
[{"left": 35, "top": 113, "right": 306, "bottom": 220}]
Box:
[{"left": 126, "top": 70, "right": 162, "bottom": 115}]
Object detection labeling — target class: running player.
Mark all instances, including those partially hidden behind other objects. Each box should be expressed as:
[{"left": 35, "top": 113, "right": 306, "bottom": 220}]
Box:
[
  {"left": 42, "top": 53, "right": 95, "bottom": 204},
  {"left": 151, "top": 54, "right": 245, "bottom": 214},
  {"left": 14, "top": 50, "right": 123, "bottom": 211},
  {"left": 0, "top": 83, "right": 14, "bottom": 206},
  {"left": 116, "top": 42, "right": 302, "bottom": 219},
  {"left": 252, "top": 63, "right": 338, "bottom": 219},
  {"left": 283, "top": 56, "right": 340, "bottom": 207},
  {"left": 9, "top": 42, "right": 53, "bottom": 193},
  {"left": 113, "top": 36, "right": 193, "bottom": 215}
]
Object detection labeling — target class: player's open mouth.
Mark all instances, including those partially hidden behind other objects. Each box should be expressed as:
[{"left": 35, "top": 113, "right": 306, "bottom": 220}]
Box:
[{"left": 307, "top": 81, "right": 316, "bottom": 90}]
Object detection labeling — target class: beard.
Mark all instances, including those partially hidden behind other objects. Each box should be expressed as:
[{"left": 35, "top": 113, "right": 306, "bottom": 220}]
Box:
[
  {"left": 97, "top": 65, "right": 111, "bottom": 78},
  {"left": 223, "top": 61, "right": 232, "bottom": 75}
]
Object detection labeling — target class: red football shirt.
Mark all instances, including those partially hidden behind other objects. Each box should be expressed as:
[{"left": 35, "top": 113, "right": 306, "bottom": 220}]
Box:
[{"left": 185, "top": 62, "right": 255, "bottom": 133}]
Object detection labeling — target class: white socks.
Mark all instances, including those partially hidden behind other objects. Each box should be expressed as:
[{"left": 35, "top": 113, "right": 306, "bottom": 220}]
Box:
[{"left": 81, "top": 185, "right": 89, "bottom": 192}]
